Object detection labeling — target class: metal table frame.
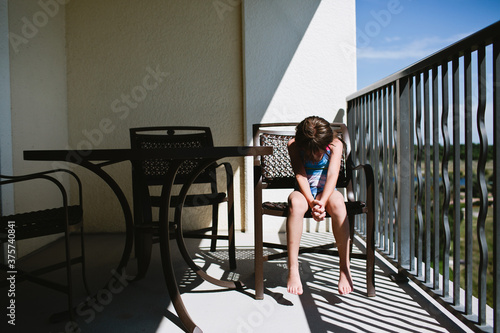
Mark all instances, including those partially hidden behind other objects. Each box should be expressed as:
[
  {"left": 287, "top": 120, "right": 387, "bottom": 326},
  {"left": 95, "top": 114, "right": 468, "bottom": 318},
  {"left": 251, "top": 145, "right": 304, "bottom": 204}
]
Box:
[{"left": 24, "top": 146, "right": 272, "bottom": 333}]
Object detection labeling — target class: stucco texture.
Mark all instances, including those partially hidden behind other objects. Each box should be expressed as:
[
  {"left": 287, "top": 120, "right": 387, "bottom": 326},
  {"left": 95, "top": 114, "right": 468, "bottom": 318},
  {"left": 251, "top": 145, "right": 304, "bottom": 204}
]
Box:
[
  {"left": 65, "top": 0, "right": 244, "bottom": 232},
  {"left": 7, "top": 0, "right": 69, "bottom": 256}
]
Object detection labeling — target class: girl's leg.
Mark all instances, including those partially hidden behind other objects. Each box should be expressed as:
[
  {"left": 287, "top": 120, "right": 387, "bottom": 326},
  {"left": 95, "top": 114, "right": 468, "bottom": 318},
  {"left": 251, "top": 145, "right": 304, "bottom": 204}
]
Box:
[
  {"left": 287, "top": 191, "right": 308, "bottom": 295},
  {"left": 325, "top": 191, "right": 353, "bottom": 295}
]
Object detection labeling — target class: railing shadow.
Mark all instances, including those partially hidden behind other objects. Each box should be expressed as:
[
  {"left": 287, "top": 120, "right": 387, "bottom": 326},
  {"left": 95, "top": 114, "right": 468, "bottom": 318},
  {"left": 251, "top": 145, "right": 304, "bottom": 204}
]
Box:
[{"left": 175, "top": 231, "right": 468, "bottom": 333}]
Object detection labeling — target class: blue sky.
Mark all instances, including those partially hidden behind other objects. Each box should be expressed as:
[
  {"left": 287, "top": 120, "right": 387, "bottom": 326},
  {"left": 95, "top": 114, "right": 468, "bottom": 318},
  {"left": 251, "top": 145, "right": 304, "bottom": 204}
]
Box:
[{"left": 355, "top": 0, "right": 500, "bottom": 90}]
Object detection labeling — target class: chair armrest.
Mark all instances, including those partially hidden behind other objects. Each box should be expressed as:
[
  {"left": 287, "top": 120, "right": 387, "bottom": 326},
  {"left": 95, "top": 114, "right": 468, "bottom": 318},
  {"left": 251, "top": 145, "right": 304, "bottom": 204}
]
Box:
[
  {"left": 0, "top": 169, "right": 83, "bottom": 208},
  {"left": 346, "top": 163, "right": 375, "bottom": 205},
  {"left": 214, "top": 162, "right": 234, "bottom": 198}
]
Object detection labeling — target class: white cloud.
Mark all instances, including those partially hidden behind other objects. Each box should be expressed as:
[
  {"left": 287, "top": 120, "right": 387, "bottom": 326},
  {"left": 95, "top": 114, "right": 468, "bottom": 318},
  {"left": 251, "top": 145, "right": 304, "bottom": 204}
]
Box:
[
  {"left": 358, "top": 33, "right": 470, "bottom": 59},
  {"left": 384, "top": 36, "right": 401, "bottom": 43}
]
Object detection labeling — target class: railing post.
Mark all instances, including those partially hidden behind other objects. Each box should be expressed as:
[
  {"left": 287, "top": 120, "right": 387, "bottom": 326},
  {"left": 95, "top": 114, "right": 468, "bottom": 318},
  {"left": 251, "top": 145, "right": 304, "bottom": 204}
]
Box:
[
  {"left": 396, "top": 77, "right": 411, "bottom": 269},
  {"left": 493, "top": 33, "right": 500, "bottom": 333}
]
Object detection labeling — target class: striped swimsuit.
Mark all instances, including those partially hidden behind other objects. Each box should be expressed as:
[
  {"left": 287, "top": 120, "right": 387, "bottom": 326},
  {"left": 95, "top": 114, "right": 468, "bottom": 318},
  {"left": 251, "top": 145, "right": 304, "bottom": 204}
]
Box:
[{"left": 300, "top": 147, "right": 331, "bottom": 198}]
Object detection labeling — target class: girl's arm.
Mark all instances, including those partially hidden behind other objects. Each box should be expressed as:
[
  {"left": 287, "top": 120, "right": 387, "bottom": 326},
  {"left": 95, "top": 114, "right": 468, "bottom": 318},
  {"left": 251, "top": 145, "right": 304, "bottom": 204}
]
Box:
[
  {"left": 316, "top": 136, "right": 343, "bottom": 207},
  {"left": 288, "top": 138, "right": 315, "bottom": 209}
]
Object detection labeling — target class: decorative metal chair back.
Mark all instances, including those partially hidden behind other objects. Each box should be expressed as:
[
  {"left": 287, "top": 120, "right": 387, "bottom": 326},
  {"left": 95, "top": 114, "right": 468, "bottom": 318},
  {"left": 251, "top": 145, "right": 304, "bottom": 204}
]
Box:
[
  {"left": 256, "top": 123, "right": 350, "bottom": 189},
  {"left": 130, "top": 127, "right": 215, "bottom": 185}
]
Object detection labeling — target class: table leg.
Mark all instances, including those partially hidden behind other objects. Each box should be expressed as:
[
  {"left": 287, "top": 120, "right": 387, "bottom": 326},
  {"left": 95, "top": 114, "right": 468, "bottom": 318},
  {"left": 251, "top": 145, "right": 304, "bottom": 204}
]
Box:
[
  {"left": 158, "top": 160, "right": 202, "bottom": 333},
  {"left": 133, "top": 223, "right": 154, "bottom": 281},
  {"left": 173, "top": 159, "right": 241, "bottom": 289},
  {"left": 80, "top": 161, "right": 134, "bottom": 278},
  {"left": 254, "top": 210, "right": 264, "bottom": 300}
]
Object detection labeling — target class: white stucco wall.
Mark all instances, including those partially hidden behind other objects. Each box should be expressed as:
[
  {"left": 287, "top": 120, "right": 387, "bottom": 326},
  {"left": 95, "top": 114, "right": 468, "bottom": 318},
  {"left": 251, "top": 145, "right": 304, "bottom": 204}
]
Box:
[
  {"left": 243, "top": 0, "right": 357, "bottom": 231},
  {"left": 244, "top": 0, "right": 356, "bottom": 133},
  {"left": 6, "top": 0, "right": 68, "bottom": 256},
  {"left": 65, "top": 0, "right": 244, "bottom": 232}
]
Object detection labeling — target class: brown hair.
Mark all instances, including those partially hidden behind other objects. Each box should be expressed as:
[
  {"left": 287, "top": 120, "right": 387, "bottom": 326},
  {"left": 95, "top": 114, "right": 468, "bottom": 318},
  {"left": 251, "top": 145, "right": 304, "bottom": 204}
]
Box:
[{"left": 295, "top": 116, "right": 333, "bottom": 161}]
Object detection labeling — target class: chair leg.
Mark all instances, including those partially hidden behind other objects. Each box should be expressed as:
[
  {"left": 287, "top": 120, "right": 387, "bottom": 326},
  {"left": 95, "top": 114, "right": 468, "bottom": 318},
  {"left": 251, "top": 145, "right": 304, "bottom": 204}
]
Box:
[
  {"left": 210, "top": 203, "right": 219, "bottom": 252},
  {"left": 348, "top": 215, "right": 355, "bottom": 256},
  {"left": 227, "top": 200, "right": 236, "bottom": 270},
  {"left": 365, "top": 211, "right": 376, "bottom": 297},
  {"left": 365, "top": 165, "right": 376, "bottom": 297},
  {"left": 79, "top": 227, "right": 91, "bottom": 296},
  {"left": 64, "top": 230, "right": 75, "bottom": 322}
]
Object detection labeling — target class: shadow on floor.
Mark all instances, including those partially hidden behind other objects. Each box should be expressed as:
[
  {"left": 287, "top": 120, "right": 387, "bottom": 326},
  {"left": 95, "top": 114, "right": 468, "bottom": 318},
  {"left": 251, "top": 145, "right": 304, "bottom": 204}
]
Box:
[{"left": 1, "top": 232, "right": 470, "bottom": 333}]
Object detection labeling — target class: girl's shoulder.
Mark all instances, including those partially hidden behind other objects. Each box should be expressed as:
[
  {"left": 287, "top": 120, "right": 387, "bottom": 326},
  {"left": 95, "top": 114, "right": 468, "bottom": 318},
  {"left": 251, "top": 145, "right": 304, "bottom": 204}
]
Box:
[
  {"left": 328, "top": 137, "right": 343, "bottom": 153},
  {"left": 287, "top": 138, "right": 301, "bottom": 157}
]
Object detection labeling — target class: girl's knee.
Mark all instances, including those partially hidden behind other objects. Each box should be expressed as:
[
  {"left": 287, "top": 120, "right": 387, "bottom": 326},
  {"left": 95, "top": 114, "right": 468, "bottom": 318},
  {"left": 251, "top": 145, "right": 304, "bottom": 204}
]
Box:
[
  {"left": 327, "top": 191, "right": 346, "bottom": 213},
  {"left": 288, "top": 193, "right": 309, "bottom": 215}
]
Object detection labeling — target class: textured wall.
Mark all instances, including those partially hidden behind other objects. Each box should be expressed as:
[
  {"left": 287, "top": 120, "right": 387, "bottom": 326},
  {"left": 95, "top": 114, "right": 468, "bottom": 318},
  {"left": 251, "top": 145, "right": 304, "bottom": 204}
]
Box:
[
  {"left": 7, "top": 0, "right": 68, "bottom": 256},
  {"left": 66, "top": 0, "right": 244, "bottom": 232}
]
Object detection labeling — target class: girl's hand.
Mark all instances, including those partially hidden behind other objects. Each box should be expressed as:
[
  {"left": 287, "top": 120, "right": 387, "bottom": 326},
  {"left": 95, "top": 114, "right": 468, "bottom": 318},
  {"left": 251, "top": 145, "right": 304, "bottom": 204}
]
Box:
[{"left": 311, "top": 200, "right": 326, "bottom": 222}]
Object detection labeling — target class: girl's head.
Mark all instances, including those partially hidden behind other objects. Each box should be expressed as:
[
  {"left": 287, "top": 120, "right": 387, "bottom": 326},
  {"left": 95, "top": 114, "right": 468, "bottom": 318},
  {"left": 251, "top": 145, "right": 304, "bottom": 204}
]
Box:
[{"left": 295, "top": 116, "right": 333, "bottom": 162}]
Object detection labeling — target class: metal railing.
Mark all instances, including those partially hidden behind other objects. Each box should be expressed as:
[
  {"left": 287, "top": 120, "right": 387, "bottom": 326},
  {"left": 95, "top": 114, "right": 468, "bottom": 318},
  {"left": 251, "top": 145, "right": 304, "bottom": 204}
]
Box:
[{"left": 346, "top": 21, "right": 500, "bottom": 332}]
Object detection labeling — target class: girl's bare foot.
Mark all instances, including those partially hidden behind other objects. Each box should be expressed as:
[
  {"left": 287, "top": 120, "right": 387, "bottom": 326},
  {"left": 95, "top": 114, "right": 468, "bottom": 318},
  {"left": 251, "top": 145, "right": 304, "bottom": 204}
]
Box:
[
  {"left": 287, "top": 269, "right": 303, "bottom": 295},
  {"left": 338, "top": 267, "right": 353, "bottom": 295}
]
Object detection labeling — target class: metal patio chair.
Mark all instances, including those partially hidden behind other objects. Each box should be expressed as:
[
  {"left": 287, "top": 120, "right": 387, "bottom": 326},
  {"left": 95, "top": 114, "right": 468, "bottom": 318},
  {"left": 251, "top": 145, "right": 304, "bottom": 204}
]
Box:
[
  {"left": 0, "top": 169, "right": 90, "bottom": 321},
  {"left": 129, "top": 126, "right": 236, "bottom": 280},
  {"left": 253, "top": 122, "right": 375, "bottom": 297}
]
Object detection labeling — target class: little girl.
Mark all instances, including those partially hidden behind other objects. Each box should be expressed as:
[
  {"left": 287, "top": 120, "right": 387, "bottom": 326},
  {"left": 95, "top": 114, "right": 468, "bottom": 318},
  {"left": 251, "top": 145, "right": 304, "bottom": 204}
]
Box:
[{"left": 286, "top": 116, "right": 353, "bottom": 295}]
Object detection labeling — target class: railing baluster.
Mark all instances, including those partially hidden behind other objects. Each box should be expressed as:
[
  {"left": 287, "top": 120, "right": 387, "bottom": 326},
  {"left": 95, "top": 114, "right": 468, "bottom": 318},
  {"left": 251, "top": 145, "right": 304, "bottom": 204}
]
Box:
[
  {"left": 452, "top": 56, "right": 462, "bottom": 309},
  {"left": 441, "top": 59, "right": 451, "bottom": 299},
  {"left": 397, "top": 77, "right": 411, "bottom": 270},
  {"left": 382, "top": 87, "right": 389, "bottom": 253},
  {"left": 362, "top": 94, "right": 368, "bottom": 235},
  {"left": 410, "top": 77, "right": 416, "bottom": 273},
  {"left": 379, "top": 88, "right": 385, "bottom": 251},
  {"left": 432, "top": 65, "right": 440, "bottom": 291},
  {"left": 360, "top": 96, "right": 367, "bottom": 234},
  {"left": 388, "top": 84, "right": 395, "bottom": 258},
  {"left": 424, "top": 70, "right": 432, "bottom": 285},
  {"left": 391, "top": 83, "right": 398, "bottom": 260},
  {"left": 476, "top": 44, "right": 488, "bottom": 326},
  {"left": 416, "top": 73, "right": 424, "bottom": 279},
  {"left": 373, "top": 90, "right": 381, "bottom": 248},
  {"left": 353, "top": 97, "right": 360, "bottom": 232},
  {"left": 464, "top": 50, "right": 473, "bottom": 316},
  {"left": 493, "top": 34, "right": 500, "bottom": 333},
  {"left": 365, "top": 93, "right": 377, "bottom": 236}
]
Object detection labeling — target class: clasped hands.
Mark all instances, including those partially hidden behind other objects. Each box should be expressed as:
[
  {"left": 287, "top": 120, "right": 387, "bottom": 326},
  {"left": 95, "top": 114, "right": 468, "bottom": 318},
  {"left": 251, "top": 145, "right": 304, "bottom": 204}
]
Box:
[{"left": 310, "top": 199, "right": 326, "bottom": 222}]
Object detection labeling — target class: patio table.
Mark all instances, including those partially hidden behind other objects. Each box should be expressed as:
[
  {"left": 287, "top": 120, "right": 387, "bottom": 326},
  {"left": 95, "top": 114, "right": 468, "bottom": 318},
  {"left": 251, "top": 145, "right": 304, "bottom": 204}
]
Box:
[{"left": 24, "top": 146, "right": 272, "bottom": 333}]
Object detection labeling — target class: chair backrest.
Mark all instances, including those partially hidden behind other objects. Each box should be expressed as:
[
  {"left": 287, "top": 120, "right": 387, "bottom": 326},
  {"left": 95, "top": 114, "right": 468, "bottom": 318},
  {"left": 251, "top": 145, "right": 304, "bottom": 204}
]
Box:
[
  {"left": 253, "top": 122, "right": 352, "bottom": 190},
  {"left": 130, "top": 126, "right": 215, "bottom": 185}
]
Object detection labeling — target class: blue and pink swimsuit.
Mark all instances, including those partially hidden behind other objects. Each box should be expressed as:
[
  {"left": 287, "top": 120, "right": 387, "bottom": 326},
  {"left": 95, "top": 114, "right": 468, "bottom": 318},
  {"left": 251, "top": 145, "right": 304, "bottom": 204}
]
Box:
[{"left": 299, "top": 146, "right": 331, "bottom": 198}]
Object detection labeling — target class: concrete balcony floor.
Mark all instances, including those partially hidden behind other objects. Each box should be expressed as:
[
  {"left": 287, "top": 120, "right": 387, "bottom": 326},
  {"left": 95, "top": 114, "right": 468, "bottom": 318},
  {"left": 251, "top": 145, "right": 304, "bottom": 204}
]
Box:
[{"left": 1, "top": 229, "right": 474, "bottom": 333}]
